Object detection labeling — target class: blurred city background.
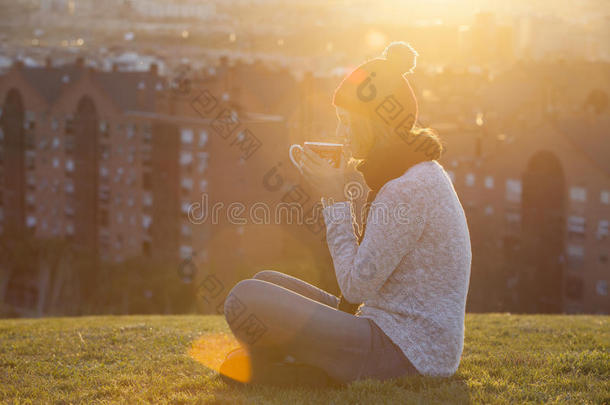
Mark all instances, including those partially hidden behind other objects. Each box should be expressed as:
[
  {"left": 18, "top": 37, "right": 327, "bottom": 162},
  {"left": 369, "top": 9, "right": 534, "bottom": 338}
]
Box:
[{"left": 0, "top": 0, "right": 608, "bottom": 317}]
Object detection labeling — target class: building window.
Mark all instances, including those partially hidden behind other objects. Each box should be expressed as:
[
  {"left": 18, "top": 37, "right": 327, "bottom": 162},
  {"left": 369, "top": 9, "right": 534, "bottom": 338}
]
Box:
[
  {"left": 143, "top": 192, "right": 153, "bottom": 207},
  {"left": 197, "top": 152, "right": 208, "bottom": 173},
  {"left": 505, "top": 212, "right": 520, "bottom": 222},
  {"left": 142, "top": 214, "right": 152, "bottom": 230},
  {"left": 567, "top": 244, "right": 584, "bottom": 269},
  {"left": 51, "top": 117, "right": 59, "bottom": 131},
  {"left": 125, "top": 173, "right": 135, "bottom": 186},
  {"left": 506, "top": 179, "right": 522, "bottom": 203},
  {"left": 199, "top": 130, "right": 208, "bottom": 147},
  {"left": 570, "top": 186, "right": 587, "bottom": 202},
  {"left": 142, "top": 123, "right": 152, "bottom": 144},
  {"left": 567, "top": 216, "right": 586, "bottom": 238},
  {"left": 597, "top": 220, "right": 609, "bottom": 239},
  {"left": 24, "top": 111, "right": 36, "bottom": 130},
  {"left": 127, "top": 148, "right": 135, "bottom": 163},
  {"left": 181, "top": 201, "right": 191, "bottom": 214},
  {"left": 25, "top": 133, "right": 35, "bottom": 151},
  {"left": 180, "top": 128, "right": 194, "bottom": 144},
  {"left": 199, "top": 179, "right": 208, "bottom": 192},
  {"left": 465, "top": 173, "right": 475, "bottom": 187},
  {"left": 567, "top": 244, "right": 584, "bottom": 256},
  {"left": 180, "top": 245, "right": 193, "bottom": 260},
  {"left": 180, "top": 151, "right": 193, "bottom": 166},
  {"left": 26, "top": 215, "right": 37, "bottom": 228},
  {"left": 100, "top": 144, "right": 110, "bottom": 160},
  {"left": 25, "top": 175, "right": 34, "bottom": 189},
  {"left": 596, "top": 280, "right": 608, "bottom": 297},
  {"left": 126, "top": 123, "right": 136, "bottom": 139},
  {"left": 99, "top": 187, "right": 110, "bottom": 204},
  {"left": 115, "top": 167, "right": 124, "bottom": 183},
  {"left": 181, "top": 178, "right": 193, "bottom": 192},
  {"left": 38, "top": 137, "right": 49, "bottom": 151},
  {"left": 601, "top": 190, "right": 610, "bottom": 205},
  {"left": 504, "top": 209, "right": 521, "bottom": 234},
  {"left": 484, "top": 205, "right": 494, "bottom": 216},
  {"left": 484, "top": 175, "right": 494, "bottom": 189}
]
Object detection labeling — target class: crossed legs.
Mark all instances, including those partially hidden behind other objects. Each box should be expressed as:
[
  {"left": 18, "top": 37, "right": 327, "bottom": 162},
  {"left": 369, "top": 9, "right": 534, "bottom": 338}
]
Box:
[{"left": 223, "top": 270, "right": 372, "bottom": 383}]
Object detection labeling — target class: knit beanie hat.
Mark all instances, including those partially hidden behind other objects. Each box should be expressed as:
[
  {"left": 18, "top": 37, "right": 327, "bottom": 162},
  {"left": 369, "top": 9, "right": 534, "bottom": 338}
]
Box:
[{"left": 332, "top": 41, "right": 419, "bottom": 136}]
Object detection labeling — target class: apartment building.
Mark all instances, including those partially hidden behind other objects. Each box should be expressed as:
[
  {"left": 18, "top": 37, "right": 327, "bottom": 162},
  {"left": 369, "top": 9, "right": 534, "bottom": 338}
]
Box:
[
  {"left": 439, "top": 103, "right": 609, "bottom": 314},
  {"left": 0, "top": 56, "right": 301, "bottom": 314}
]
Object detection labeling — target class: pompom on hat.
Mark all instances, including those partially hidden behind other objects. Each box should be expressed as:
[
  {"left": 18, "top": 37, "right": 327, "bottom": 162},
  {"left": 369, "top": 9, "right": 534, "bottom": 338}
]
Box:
[{"left": 332, "top": 41, "right": 419, "bottom": 135}]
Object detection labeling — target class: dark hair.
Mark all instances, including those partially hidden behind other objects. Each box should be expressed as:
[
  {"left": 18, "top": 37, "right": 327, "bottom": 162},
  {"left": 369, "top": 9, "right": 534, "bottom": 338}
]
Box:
[
  {"left": 402, "top": 124, "right": 444, "bottom": 160},
  {"left": 347, "top": 110, "right": 443, "bottom": 165},
  {"left": 350, "top": 116, "right": 444, "bottom": 193}
]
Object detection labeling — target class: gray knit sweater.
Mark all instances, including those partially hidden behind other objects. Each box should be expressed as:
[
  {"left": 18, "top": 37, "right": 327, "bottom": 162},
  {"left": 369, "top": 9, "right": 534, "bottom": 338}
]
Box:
[{"left": 322, "top": 160, "right": 472, "bottom": 377}]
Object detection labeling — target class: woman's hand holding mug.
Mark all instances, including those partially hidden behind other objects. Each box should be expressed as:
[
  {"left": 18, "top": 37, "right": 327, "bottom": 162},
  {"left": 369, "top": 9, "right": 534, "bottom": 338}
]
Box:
[{"left": 289, "top": 142, "right": 349, "bottom": 203}]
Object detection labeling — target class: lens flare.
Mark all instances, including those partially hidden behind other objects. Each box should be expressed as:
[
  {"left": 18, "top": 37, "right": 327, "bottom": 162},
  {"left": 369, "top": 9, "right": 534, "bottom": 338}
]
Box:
[
  {"left": 188, "top": 332, "right": 252, "bottom": 382},
  {"left": 366, "top": 30, "right": 387, "bottom": 49}
]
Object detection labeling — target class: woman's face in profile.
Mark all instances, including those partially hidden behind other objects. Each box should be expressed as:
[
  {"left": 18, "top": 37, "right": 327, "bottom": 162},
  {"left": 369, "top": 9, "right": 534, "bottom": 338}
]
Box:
[{"left": 336, "top": 107, "right": 374, "bottom": 159}]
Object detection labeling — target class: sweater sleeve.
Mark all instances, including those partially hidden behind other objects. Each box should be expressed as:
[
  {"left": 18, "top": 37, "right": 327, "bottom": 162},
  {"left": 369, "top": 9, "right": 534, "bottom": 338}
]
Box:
[{"left": 322, "top": 180, "right": 427, "bottom": 303}]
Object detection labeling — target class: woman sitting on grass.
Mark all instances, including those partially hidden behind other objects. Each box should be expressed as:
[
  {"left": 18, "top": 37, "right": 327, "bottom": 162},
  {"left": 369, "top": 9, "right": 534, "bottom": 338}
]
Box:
[{"left": 219, "top": 41, "right": 472, "bottom": 387}]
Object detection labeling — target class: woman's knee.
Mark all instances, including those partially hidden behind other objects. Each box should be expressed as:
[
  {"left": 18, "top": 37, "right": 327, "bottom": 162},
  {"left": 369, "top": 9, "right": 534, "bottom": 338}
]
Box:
[
  {"left": 223, "top": 279, "right": 267, "bottom": 325},
  {"left": 223, "top": 279, "right": 275, "bottom": 346}
]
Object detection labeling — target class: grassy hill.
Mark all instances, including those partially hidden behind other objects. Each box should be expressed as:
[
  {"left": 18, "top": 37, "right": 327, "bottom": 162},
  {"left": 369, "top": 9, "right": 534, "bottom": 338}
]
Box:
[{"left": 0, "top": 314, "right": 607, "bottom": 404}]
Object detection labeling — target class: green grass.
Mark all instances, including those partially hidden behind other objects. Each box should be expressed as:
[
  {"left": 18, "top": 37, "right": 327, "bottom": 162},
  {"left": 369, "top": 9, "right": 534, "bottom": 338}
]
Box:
[{"left": 0, "top": 314, "right": 608, "bottom": 404}]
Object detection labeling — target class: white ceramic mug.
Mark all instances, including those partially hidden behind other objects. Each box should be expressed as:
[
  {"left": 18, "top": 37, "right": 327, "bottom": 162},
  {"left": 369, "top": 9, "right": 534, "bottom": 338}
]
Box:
[{"left": 289, "top": 142, "right": 344, "bottom": 173}]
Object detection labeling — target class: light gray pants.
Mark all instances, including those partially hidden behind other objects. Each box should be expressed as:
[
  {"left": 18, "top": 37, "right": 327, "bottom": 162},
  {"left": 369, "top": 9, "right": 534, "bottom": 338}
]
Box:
[{"left": 223, "top": 270, "right": 419, "bottom": 384}]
